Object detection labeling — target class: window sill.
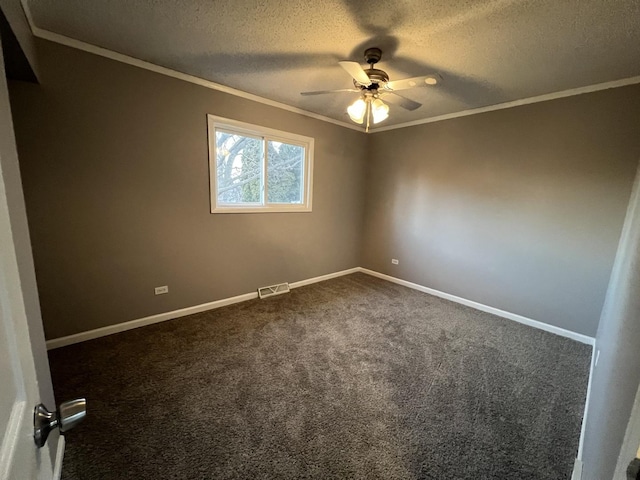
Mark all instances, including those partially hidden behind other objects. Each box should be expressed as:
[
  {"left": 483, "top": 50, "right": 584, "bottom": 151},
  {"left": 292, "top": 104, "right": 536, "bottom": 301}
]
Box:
[{"left": 211, "top": 206, "right": 313, "bottom": 214}]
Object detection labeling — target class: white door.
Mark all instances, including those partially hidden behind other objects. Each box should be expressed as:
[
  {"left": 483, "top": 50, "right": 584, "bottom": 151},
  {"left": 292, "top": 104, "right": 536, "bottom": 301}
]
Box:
[
  {"left": 614, "top": 384, "right": 640, "bottom": 478},
  {"left": 0, "top": 36, "right": 59, "bottom": 479}
]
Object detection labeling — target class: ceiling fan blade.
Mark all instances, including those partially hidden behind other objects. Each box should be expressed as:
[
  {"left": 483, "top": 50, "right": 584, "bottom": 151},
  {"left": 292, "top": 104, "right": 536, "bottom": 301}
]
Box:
[
  {"left": 383, "top": 92, "right": 422, "bottom": 111},
  {"left": 339, "top": 61, "right": 372, "bottom": 86},
  {"left": 300, "top": 88, "right": 360, "bottom": 96},
  {"left": 386, "top": 74, "right": 441, "bottom": 91}
]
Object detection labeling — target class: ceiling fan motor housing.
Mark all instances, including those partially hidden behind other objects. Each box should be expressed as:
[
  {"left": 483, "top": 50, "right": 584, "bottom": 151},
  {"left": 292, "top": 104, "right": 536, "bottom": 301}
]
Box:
[
  {"left": 300, "top": 45, "right": 428, "bottom": 116},
  {"left": 354, "top": 68, "right": 389, "bottom": 91},
  {"left": 356, "top": 48, "right": 388, "bottom": 91},
  {"left": 364, "top": 47, "right": 382, "bottom": 65}
]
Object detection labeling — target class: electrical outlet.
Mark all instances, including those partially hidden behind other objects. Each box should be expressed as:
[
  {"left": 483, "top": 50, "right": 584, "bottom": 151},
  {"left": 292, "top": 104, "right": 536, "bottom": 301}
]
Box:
[
  {"left": 391, "top": 259, "right": 399, "bottom": 265},
  {"left": 154, "top": 285, "right": 169, "bottom": 295}
]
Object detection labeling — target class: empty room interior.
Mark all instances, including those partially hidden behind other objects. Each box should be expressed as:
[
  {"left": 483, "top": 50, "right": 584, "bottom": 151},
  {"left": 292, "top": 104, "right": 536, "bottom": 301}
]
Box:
[{"left": 1, "top": 1, "right": 640, "bottom": 479}]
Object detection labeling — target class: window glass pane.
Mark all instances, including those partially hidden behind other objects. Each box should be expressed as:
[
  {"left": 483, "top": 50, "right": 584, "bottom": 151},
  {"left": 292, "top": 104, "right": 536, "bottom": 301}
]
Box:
[
  {"left": 216, "top": 131, "right": 263, "bottom": 205},
  {"left": 267, "top": 141, "right": 304, "bottom": 204}
]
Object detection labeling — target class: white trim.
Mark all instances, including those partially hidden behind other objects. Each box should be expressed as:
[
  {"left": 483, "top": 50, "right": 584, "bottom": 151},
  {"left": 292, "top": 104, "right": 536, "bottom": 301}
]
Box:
[
  {"left": 370, "top": 75, "right": 640, "bottom": 133},
  {"left": 210, "top": 206, "right": 312, "bottom": 214},
  {"left": 577, "top": 342, "right": 597, "bottom": 460},
  {"left": 46, "top": 266, "right": 595, "bottom": 349},
  {"left": 289, "top": 267, "right": 361, "bottom": 289},
  {"left": 52, "top": 436, "right": 65, "bottom": 480},
  {"left": 571, "top": 457, "right": 583, "bottom": 480},
  {"left": 43, "top": 265, "right": 595, "bottom": 477},
  {"left": 45, "top": 291, "right": 258, "bottom": 350},
  {"left": 359, "top": 268, "right": 595, "bottom": 345},
  {"left": 0, "top": 401, "right": 26, "bottom": 480},
  {"left": 207, "top": 115, "right": 314, "bottom": 214},
  {"left": 364, "top": 266, "right": 597, "bottom": 469},
  {"left": 45, "top": 267, "right": 360, "bottom": 350},
  {"left": 18, "top": 1, "right": 640, "bottom": 135},
  {"left": 19, "top": 16, "right": 362, "bottom": 133}
]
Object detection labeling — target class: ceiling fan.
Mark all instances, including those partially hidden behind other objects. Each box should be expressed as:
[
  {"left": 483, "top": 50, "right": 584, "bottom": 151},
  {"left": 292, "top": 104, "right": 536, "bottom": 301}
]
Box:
[{"left": 301, "top": 47, "right": 440, "bottom": 131}]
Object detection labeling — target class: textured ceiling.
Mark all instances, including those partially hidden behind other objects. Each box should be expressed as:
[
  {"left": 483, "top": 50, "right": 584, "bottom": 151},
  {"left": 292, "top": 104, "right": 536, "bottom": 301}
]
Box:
[{"left": 25, "top": 0, "right": 640, "bottom": 129}]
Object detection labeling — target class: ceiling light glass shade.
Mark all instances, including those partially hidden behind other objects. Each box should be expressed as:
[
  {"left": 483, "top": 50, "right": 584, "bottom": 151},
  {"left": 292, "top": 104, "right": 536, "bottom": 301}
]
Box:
[
  {"left": 371, "top": 98, "right": 389, "bottom": 124},
  {"left": 347, "top": 98, "right": 367, "bottom": 124}
]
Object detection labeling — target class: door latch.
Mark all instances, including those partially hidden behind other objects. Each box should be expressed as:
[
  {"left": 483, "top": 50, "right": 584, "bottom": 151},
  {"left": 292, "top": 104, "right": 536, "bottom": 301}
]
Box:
[{"left": 34, "top": 398, "right": 87, "bottom": 448}]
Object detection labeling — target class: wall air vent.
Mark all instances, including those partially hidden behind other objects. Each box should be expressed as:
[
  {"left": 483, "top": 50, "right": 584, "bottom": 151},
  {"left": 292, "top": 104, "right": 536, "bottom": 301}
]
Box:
[{"left": 258, "top": 282, "right": 290, "bottom": 299}]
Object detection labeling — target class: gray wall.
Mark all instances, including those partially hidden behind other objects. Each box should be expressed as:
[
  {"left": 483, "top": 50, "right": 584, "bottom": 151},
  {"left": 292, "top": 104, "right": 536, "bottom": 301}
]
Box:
[
  {"left": 362, "top": 85, "right": 640, "bottom": 337},
  {"left": 582, "top": 166, "right": 640, "bottom": 480},
  {"left": 8, "top": 39, "right": 368, "bottom": 339},
  {"left": 9, "top": 38, "right": 640, "bottom": 342}
]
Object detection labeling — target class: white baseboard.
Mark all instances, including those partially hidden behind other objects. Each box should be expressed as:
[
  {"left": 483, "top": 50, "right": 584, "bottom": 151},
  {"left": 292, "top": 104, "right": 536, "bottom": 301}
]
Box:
[
  {"left": 45, "top": 266, "right": 594, "bottom": 479},
  {"left": 362, "top": 268, "right": 596, "bottom": 466},
  {"left": 359, "top": 268, "right": 595, "bottom": 345},
  {"left": 46, "top": 291, "right": 258, "bottom": 349},
  {"left": 46, "top": 267, "right": 360, "bottom": 350},
  {"left": 360, "top": 267, "right": 595, "bottom": 478},
  {"left": 572, "top": 457, "right": 583, "bottom": 480},
  {"left": 289, "top": 267, "right": 361, "bottom": 289},
  {"left": 577, "top": 341, "right": 597, "bottom": 461},
  {"left": 46, "top": 266, "right": 595, "bottom": 349},
  {"left": 52, "top": 436, "right": 65, "bottom": 480}
]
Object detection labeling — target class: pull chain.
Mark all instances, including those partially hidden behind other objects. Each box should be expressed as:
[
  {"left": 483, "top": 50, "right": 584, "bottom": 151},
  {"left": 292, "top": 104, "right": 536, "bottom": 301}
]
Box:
[{"left": 365, "top": 99, "right": 371, "bottom": 133}]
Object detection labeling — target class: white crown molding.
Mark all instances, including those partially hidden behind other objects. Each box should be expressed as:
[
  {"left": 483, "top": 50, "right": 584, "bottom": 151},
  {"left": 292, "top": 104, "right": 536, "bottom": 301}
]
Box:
[
  {"left": 18, "top": 2, "right": 364, "bottom": 133},
  {"left": 19, "top": 2, "right": 640, "bottom": 134},
  {"left": 370, "top": 75, "right": 640, "bottom": 133}
]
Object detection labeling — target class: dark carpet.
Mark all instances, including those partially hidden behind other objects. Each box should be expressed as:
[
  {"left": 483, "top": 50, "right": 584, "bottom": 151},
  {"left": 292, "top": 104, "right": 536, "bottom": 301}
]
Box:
[{"left": 49, "top": 273, "right": 591, "bottom": 479}]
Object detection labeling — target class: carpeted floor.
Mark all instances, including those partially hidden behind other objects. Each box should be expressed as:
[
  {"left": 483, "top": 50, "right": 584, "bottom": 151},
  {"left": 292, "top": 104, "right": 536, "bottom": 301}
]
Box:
[{"left": 49, "top": 273, "right": 591, "bottom": 479}]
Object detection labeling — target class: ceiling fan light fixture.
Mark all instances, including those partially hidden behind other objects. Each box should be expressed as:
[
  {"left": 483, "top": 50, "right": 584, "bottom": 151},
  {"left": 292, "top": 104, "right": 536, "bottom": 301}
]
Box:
[
  {"left": 371, "top": 98, "right": 389, "bottom": 124},
  {"left": 300, "top": 47, "right": 437, "bottom": 128},
  {"left": 347, "top": 98, "right": 367, "bottom": 124}
]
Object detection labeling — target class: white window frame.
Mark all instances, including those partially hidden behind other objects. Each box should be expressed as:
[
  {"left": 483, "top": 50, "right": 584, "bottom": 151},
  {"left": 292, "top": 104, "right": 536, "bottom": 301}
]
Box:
[{"left": 207, "top": 115, "right": 314, "bottom": 214}]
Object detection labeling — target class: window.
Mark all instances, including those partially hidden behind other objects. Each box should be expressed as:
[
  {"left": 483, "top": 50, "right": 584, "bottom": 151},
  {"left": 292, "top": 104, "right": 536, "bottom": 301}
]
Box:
[{"left": 207, "top": 115, "right": 313, "bottom": 213}]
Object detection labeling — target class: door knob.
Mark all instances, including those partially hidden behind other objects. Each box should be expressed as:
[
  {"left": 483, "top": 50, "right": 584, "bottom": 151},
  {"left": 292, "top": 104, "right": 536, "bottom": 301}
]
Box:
[{"left": 34, "top": 398, "right": 87, "bottom": 448}]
